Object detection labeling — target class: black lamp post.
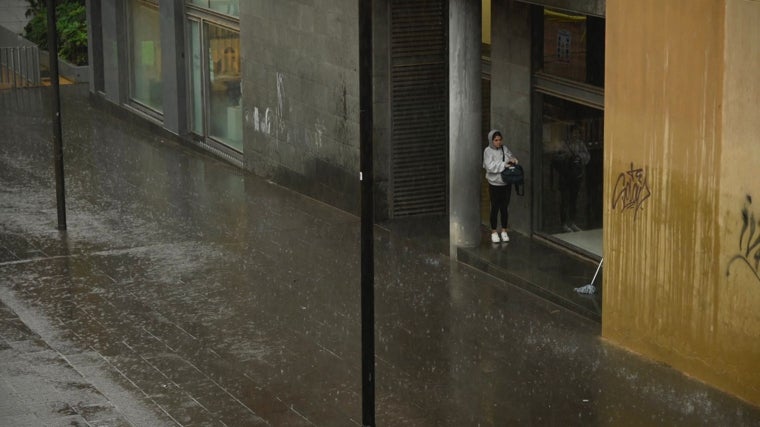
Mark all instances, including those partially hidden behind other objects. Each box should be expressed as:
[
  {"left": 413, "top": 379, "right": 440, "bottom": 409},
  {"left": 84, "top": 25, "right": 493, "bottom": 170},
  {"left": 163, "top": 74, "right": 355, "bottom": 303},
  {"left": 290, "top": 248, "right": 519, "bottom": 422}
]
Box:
[
  {"left": 358, "top": 0, "right": 374, "bottom": 425},
  {"left": 46, "top": 0, "right": 66, "bottom": 230}
]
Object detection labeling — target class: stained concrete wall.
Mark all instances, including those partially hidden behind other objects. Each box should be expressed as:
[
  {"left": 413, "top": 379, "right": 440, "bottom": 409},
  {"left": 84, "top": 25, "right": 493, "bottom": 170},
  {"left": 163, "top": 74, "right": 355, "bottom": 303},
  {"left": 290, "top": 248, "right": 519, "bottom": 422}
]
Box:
[
  {"left": 490, "top": 0, "right": 532, "bottom": 234},
  {"left": 239, "top": 0, "right": 362, "bottom": 214},
  {"left": 716, "top": 0, "right": 760, "bottom": 405},
  {"left": 604, "top": 0, "right": 760, "bottom": 406}
]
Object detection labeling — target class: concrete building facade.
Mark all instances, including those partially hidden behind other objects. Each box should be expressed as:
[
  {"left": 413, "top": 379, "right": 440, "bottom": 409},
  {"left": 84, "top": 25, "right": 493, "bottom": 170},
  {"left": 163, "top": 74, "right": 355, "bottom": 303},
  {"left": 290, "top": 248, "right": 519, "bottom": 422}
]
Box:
[{"left": 85, "top": 0, "right": 760, "bottom": 407}]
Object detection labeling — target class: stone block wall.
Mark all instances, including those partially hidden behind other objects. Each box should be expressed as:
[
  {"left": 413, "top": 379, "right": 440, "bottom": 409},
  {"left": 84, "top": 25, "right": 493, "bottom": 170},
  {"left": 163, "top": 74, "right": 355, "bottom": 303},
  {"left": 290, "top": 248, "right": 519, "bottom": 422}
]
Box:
[{"left": 240, "top": 0, "right": 362, "bottom": 214}]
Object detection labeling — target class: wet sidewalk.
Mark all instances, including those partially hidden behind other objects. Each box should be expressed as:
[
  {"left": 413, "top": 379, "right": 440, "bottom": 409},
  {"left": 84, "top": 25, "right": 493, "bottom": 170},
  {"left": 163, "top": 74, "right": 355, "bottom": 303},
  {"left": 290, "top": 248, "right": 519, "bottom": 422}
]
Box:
[
  {"left": 1, "top": 85, "right": 759, "bottom": 426},
  {"left": 380, "top": 218, "right": 603, "bottom": 322},
  {"left": 0, "top": 297, "right": 164, "bottom": 426}
]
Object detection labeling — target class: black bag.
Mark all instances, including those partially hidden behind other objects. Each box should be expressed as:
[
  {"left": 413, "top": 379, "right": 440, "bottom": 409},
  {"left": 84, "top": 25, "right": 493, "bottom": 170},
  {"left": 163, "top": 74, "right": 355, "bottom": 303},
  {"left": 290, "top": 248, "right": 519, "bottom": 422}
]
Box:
[
  {"left": 500, "top": 147, "right": 525, "bottom": 195},
  {"left": 501, "top": 164, "right": 525, "bottom": 195},
  {"left": 501, "top": 164, "right": 524, "bottom": 185}
]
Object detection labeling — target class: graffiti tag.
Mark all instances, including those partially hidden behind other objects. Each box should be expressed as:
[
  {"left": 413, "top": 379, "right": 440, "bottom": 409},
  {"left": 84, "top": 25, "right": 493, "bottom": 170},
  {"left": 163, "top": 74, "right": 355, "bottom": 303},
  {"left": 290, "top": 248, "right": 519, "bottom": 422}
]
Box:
[
  {"left": 612, "top": 162, "right": 651, "bottom": 220},
  {"left": 726, "top": 195, "right": 760, "bottom": 283}
]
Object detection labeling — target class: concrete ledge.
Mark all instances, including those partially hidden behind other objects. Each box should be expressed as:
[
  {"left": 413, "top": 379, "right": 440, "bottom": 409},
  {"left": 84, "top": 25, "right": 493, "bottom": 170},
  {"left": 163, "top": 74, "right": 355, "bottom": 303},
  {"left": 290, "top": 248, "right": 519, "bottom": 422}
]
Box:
[
  {"left": 0, "top": 24, "right": 35, "bottom": 47},
  {"left": 457, "top": 232, "right": 602, "bottom": 322},
  {"left": 40, "top": 49, "right": 89, "bottom": 83},
  {"left": 1, "top": 25, "right": 89, "bottom": 83}
]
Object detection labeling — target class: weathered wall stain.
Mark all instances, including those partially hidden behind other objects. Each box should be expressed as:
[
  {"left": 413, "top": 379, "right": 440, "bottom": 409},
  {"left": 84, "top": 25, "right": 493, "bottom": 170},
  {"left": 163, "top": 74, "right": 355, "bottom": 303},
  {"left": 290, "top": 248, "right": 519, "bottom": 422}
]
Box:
[
  {"left": 604, "top": 0, "right": 760, "bottom": 407},
  {"left": 611, "top": 162, "right": 651, "bottom": 220},
  {"left": 275, "top": 71, "right": 287, "bottom": 136},
  {"left": 248, "top": 106, "right": 273, "bottom": 135},
  {"left": 246, "top": 72, "right": 287, "bottom": 137},
  {"left": 727, "top": 194, "right": 760, "bottom": 282},
  {"left": 246, "top": 72, "right": 330, "bottom": 151}
]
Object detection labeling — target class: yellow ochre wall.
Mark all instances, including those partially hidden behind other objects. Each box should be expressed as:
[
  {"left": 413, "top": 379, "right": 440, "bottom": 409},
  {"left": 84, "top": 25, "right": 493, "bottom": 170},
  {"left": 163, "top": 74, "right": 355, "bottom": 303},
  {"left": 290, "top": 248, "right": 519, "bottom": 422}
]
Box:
[
  {"left": 604, "top": 0, "right": 760, "bottom": 406},
  {"left": 483, "top": 0, "right": 492, "bottom": 45}
]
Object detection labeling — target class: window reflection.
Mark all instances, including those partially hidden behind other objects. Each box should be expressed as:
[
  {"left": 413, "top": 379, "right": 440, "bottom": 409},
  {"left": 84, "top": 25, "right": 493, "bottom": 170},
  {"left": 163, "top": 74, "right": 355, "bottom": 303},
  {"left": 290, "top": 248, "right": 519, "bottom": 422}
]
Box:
[
  {"left": 541, "top": 9, "right": 604, "bottom": 86},
  {"left": 130, "top": 1, "right": 162, "bottom": 111},
  {"left": 539, "top": 95, "right": 603, "bottom": 254},
  {"left": 189, "top": 0, "right": 239, "bottom": 17},
  {"left": 207, "top": 24, "right": 241, "bottom": 151}
]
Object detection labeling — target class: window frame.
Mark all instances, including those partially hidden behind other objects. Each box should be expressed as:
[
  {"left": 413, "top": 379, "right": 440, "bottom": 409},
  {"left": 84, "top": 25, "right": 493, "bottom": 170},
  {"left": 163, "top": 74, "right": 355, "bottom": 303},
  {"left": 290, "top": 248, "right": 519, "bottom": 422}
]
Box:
[
  {"left": 185, "top": 5, "right": 242, "bottom": 155},
  {"left": 126, "top": 0, "right": 164, "bottom": 118}
]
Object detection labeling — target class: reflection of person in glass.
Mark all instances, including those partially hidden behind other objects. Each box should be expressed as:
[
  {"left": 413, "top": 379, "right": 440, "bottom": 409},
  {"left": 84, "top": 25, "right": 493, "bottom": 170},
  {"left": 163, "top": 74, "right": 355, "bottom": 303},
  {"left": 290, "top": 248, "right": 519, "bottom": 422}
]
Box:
[{"left": 552, "top": 125, "right": 590, "bottom": 232}]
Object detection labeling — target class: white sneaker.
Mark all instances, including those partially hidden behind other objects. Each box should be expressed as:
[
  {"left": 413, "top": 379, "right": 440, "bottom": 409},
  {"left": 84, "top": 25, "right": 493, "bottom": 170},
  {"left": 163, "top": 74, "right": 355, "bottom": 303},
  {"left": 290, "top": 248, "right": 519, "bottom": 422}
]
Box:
[
  {"left": 500, "top": 231, "right": 509, "bottom": 242},
  {"left": 570, "top": 223, "right": 582, "bottom": 232},
  {"left": 491, "top": 232, "right": 500, "bottom": 243}
]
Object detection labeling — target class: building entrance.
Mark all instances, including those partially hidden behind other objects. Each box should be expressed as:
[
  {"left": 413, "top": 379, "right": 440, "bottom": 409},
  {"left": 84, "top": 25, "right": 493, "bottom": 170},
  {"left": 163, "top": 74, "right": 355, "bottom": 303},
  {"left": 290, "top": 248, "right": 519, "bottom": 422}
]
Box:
[
  {"left": 188, "top": 20, "right": 241, "bottom": 153},
  {"left": 536, "top": 95, "right": 603, "bottom": 256},
  {"left": 186, "top": 3, "right": 241, "bottom": 157},
  {"left": 531, "top": 6, "right": 605, "bottom": 258}
]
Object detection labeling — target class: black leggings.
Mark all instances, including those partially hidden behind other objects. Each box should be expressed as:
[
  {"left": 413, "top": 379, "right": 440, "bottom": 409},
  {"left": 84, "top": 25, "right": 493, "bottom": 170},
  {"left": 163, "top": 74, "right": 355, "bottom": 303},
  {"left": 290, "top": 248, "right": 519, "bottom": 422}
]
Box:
[{"left": 489, "top": 184, "right": 512, "bottom": 230}]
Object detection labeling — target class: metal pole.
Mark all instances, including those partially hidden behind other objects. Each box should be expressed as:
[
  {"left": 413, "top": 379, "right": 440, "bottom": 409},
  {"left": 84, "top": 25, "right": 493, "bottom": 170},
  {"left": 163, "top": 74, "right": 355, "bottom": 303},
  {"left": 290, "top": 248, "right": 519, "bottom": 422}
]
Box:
[
  {"left": 47, "top": 0, "right": 66, "bottom": 230},
  {"left": 11, "top": 47, "right": 17, "bottom": 87},
  {"left": 21, "top": 47, "right": 26, "bottom": 86},
  {"left": 358, "top": 0, "right": 374, "bottom": 425},
  {"left": 589, "top": 258, "right": 604, "bottom": 286},
  {"left": 0, "top": 48, "right": 5, "bottom": 85},
  {"left": 34, "top": 46, "right": 41, "bottom": 85}
]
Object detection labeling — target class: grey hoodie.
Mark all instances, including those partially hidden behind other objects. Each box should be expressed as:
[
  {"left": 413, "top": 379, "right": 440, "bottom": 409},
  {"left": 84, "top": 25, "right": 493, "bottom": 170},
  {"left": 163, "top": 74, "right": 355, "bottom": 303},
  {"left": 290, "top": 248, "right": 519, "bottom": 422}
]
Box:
[{"left": 483, "top": 129, "right": 516, "bottom": 186}]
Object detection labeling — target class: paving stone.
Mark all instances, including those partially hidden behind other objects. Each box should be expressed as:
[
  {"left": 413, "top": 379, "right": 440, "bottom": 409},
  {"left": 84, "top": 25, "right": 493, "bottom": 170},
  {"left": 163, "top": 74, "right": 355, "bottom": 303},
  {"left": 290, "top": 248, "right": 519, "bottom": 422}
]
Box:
[{"left": 0, "top": 85, "right": 759, "bottom": 426}]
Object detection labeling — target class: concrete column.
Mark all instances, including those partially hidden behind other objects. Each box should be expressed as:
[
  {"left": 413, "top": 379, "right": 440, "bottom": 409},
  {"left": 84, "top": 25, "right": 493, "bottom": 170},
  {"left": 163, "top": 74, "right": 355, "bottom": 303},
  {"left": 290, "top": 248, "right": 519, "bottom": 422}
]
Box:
[
  {"left": 159, "top": 0, "right": 187, "bottom": 136},
  {"left": 449, "top": 0, "right": 482, "bottom": 256}
]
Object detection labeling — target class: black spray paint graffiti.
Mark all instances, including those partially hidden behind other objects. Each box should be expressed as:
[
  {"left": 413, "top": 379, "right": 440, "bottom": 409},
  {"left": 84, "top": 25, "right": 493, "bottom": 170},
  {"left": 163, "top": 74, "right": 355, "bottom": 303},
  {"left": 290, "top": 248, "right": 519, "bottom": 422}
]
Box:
[
  {"left": 612, "top": 162, "right": 651, "bottom": 220},
  {"left": 726, "top": 195, "right": 760, "bottom": 283}
]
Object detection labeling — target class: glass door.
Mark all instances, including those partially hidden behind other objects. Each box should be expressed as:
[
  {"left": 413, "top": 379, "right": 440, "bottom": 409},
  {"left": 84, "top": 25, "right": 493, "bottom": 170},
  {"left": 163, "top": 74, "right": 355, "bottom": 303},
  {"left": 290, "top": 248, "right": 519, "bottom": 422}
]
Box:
[
  {"left": 530, "top": 6, "right": 605, "bottom": 258},
  {"left": 536, "top": 95, "right": 603, "bottom": 256},
  {"left": 187, "top": 18, "right": 242, "bottom": 153},
  {"left": 206, "top": 23, "right": 241, "bottom": 150},
  {"left": 129, "top": 0, "right": 162, "bottom": 112}
]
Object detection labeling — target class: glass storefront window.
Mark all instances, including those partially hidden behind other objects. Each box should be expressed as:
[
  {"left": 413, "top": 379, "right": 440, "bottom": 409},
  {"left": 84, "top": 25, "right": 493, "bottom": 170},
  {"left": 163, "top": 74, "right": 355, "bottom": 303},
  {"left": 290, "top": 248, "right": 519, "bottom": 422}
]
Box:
[
  {"left": 129, "top": 1, "right": 162, "bottom": 112},
  {"left": 207, "top": 24, "right": 241, "bottom": 151},
  {"left": 538, "top": 95, "right": 603, "bottom": 255},
  {"left": 186, "top": 15, "right": 241, "bottom": 153},
  {"left": 541, "top": 9, "right": 604, "bottom": 87},
  {"left": 189, "top": 0, "right": 239, "bottom": 17}
]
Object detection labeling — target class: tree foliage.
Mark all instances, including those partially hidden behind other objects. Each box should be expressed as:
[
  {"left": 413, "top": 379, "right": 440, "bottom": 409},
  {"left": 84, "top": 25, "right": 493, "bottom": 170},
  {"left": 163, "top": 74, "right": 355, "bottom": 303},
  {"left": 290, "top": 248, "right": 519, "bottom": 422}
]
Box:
[{"left": 23, "top": 0, "right": 88, "bottom": 66}]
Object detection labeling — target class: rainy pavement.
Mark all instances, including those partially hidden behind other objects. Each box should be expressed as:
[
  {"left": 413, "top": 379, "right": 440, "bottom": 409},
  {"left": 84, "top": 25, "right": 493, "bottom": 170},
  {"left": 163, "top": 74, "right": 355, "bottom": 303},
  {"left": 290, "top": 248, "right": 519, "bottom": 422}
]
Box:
[{"left": 1, "top": 85, "right": 759, "bottom": 426}]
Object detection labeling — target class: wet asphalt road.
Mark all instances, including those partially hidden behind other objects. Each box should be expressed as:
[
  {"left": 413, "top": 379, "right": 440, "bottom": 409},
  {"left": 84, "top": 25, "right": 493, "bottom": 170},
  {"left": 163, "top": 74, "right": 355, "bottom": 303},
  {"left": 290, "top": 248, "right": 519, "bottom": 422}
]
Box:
[{"left": 1, "top": 85, "right": 759, "bottom": 426}]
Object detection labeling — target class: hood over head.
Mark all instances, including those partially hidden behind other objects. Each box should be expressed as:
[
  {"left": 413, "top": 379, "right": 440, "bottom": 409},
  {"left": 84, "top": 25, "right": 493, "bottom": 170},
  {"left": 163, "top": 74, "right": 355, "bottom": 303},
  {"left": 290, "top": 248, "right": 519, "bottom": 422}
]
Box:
[{"left": 488, "top": 129, "right": 503, "bottom": 149}]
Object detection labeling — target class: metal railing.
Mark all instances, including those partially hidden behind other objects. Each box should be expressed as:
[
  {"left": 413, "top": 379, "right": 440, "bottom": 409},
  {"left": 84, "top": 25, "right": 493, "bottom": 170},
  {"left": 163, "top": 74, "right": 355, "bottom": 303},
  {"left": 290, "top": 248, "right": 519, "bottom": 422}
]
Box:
[{"left": 0, "top": 46, "right": 41, "bottom": 88}]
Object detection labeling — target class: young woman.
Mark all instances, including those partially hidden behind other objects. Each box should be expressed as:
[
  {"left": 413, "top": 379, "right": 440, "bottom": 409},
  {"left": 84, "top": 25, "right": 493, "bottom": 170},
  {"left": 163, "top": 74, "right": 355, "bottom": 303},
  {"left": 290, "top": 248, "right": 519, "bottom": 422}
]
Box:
[{"left": 483, "top": 129, "right": 519, "bottom": 243}]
